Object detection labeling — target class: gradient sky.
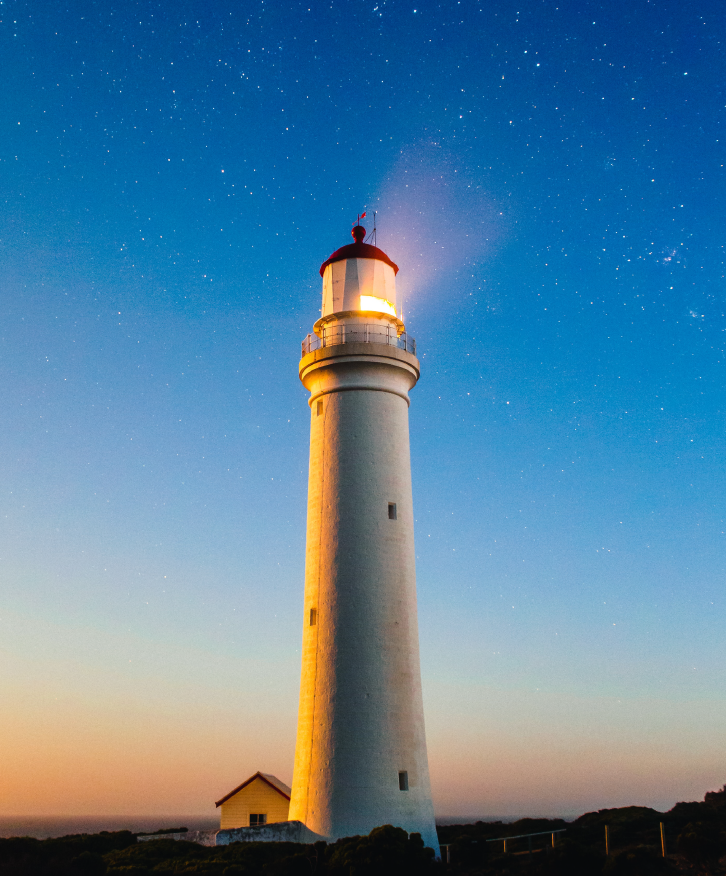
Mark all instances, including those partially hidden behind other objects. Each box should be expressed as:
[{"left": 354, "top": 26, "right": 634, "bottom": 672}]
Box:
[{"left": 1, "top": 0, "right": 724, "bottom": 819}]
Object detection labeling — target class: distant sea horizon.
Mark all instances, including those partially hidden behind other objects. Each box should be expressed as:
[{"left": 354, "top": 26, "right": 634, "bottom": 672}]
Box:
[
  {"left": 0, "top": 814, "right": 573, "bottom": 840},
  {"left": 0, "top": 816, "right": 220, "bottom": 840}
]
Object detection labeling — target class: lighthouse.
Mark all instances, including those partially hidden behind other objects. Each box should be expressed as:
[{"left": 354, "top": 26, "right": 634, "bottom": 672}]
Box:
[{"left": 289, "top": 224, "right": 439, "bottom": 854}]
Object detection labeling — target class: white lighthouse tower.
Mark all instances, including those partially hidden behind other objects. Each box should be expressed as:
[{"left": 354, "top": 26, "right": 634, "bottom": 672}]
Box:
[{"left": 289, "top": 224, "right": 439, "bottom": 854}]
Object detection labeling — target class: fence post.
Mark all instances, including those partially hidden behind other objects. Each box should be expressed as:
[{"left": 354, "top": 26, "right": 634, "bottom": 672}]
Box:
[
  {"left": 503, "top": 839, "right": 508, "bottom": 854},
  {"left": 605, "top": 825, "right": 609, "bottom": 856},
  {"left": 660, "top": 822, "right": 667, "bottom": 857},
  {"left": 551, "top": 832, "right": 556, "bottom": 849}
]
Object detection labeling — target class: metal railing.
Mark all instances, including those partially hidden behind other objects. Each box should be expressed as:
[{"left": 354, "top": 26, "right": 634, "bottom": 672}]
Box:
[
  {"left": 487, "top": 829, "right": 567, "bottom": 854},
  {"left": 301, "top": 323, "right": 416, "bottom": 357}
]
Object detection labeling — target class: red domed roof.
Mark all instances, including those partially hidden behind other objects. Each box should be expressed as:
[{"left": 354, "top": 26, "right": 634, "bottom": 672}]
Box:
[{"left": 319, "top": 226, "right": 399, "bottom": 277}]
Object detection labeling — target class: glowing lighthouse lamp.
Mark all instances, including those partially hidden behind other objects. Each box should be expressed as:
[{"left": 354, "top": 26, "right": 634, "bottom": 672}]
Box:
[{"left": 290, "top": 223, "right": 439, "bottom": 855}]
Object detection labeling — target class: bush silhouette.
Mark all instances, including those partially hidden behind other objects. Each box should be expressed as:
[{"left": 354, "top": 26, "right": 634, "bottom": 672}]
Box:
[
  {"left": 326, "top": 825, "right": 434, "bottom": 876},
  {"left": 676, "top": 821, "right": 724, "bottom": 865},
  {"left": 69, "top": 851, "right": 108, "bottom": 875},
  {"left": 602, "top": 845, "right": 672, "bottom": 876}
]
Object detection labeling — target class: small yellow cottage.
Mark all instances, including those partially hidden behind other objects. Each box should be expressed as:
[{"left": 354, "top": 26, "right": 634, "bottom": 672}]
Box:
[{"left": 215, "top": 772, "right": 291, "bottom": 829}]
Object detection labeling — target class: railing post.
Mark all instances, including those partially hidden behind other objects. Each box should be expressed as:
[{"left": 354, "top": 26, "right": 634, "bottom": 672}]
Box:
[
  {"left": 503, "top": 839, "right": 507, "bottom": 854},
  {"left": 660, "top": 822, "right": 667, "bottom": 857},
  {"left": 604, "top": 825, "right": 609, "bottom": 856}
]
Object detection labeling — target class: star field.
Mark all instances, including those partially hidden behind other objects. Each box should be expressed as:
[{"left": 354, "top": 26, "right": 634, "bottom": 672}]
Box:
[{"left": 1, "top": 0, "right": 725, "bottom": 818}]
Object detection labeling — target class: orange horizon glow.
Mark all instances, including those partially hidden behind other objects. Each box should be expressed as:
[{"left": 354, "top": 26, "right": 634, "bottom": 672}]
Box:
[{"left": 3, "top": 659, "right": 725, "bottom": 818}]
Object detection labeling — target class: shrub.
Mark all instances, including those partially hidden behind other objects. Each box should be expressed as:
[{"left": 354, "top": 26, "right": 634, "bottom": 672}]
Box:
[
  {"left": 676, "top": 821, "right": 723, "bottom": 865},
  {"left": 326, "top": 825, "right": 434, "bottom": 876},
  {"left": 602, "top": 845, "right": 672, "bottom": 876},
  {"left": 70, "top": 851, "right": 108, "bottom": 875}
]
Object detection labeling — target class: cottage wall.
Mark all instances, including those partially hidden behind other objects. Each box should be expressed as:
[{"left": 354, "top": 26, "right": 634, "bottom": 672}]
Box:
[{"left": 219, "top": 777, "right": 290, "bottom": 830}]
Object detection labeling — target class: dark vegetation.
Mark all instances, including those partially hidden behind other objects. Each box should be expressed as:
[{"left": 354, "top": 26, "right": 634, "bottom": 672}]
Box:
[
  {"left": 437, "top": 784, "right": 726, "bottom": 876},
  {"left": 0, "top": 826, "right": 431, "bottom": 876},
  {"left": 2, "top": 786, "right": 726, "bottom": 876},
  {"left": 0, "top": 830, "right": 136, "bottom": 876}
]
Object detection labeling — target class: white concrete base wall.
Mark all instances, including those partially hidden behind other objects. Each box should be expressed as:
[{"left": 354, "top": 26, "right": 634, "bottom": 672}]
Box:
[
  {"left": 217, "top": 821, "right": 326, "bottom": 845},
  {"left": 137, "top": 830, "right": 219, "bottom": 847},
  {"left": 136, "top": 823, "right": 326, "bottom": 847},
  {"left": 290, "top": 339, "right": 439, "bottom": 856}
]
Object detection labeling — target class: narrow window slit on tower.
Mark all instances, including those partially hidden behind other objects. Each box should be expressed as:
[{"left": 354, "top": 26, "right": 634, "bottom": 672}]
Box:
[
  {"left": 309, "top": 608, "right": 317, "bottom": 626},
  {"left": 316, "top": 400, "right": 323, "bottom": 416},
  {"left": 399, "top": 771, "right": 409, "bottom": 791},
  {"left": 388, "top": 502, "right": 397, "bottom": 520}
]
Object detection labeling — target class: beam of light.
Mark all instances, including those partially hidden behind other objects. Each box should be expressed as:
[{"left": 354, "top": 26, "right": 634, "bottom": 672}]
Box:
[
  {"left": 359, "top": 295, "right": 397, "bottom": 317},
  {"left": 373, "top": 141, "right": 504, "bottom": 315}
]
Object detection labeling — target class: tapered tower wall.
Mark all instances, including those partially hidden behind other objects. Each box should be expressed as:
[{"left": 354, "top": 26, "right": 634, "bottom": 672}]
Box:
[{"left": 289, "top": 342, "right": 438, "bottom": 853}]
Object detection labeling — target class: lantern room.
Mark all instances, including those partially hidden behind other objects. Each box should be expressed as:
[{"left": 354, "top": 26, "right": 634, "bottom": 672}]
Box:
[{"left": 318, "top": 225, "right": 400, "bottom": 321}]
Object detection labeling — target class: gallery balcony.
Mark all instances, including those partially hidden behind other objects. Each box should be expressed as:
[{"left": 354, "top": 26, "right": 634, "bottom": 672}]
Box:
[{"left": 301, "top": 324, "right": 416, "bottom": 358}]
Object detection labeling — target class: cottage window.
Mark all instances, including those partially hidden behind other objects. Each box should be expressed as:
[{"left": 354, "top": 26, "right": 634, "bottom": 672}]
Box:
[{"left": 250, "top": 813, "right": 267, "bottom": 826}]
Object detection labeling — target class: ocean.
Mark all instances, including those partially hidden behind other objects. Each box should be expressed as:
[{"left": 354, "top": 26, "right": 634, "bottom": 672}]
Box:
[{"left": 0, "top": 816, "right": 219, "bottom": 840}]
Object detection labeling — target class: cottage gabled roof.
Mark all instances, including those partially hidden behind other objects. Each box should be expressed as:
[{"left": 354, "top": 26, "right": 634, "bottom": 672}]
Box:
[{"left": 214, "top": 771, "right": 292, "bottom": 808}]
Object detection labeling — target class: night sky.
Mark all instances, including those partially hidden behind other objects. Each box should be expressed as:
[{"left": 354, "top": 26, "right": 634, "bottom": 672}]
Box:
[{"left": 2, "top": 0, "right": 725, "bottom": 818}]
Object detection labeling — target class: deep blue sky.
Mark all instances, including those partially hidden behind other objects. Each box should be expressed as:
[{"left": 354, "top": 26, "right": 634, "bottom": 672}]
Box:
[{"left": 1, "top": 0, "right": 724, "bottom": 817}]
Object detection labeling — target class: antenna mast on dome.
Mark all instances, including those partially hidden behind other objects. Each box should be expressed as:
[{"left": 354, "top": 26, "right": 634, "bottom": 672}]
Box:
[{"left": 363, "top": 211, "right": 377, "bottom": 247}]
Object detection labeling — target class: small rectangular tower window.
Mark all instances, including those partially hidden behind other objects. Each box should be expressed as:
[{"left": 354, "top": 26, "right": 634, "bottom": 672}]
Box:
[
  {"left": 316, "top": 400, "right": 323, "bottom": 416},
  {"left": 250, "top": 814, "right": 267, "bottom": 826},
  {"left": 398, "top": 771, "right": 409, "bottom": 791},
  {"left": 388, "top": 503, "right": 397, "bottom": 520},
  {"left": 309, "top": 608, "right": 317, "bottom": 626}
]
